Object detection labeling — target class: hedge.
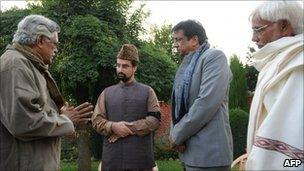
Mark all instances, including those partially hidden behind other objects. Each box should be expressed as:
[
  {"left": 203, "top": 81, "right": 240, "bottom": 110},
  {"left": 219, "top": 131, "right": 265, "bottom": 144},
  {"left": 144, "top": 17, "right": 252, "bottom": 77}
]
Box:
[{"left": 229, "top": 108, "right": 249, "bottom": 159}]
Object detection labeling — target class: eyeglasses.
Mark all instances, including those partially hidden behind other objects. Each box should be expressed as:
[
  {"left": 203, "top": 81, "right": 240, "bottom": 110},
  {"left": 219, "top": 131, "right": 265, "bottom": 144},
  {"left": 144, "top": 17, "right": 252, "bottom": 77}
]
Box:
[
  {"left": 173, "top": 37, "right": 187, "bottom": 43},
  {"left": 252, "top": 24, "right": 269, "bottom": 35},
  {"left": 44, "top": 37, "right": 60, "bottom": 48}
]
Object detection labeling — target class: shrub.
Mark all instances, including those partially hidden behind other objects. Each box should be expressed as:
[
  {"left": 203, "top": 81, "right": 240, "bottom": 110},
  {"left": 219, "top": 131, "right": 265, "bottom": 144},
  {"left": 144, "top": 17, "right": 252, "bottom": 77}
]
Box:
[
  {"left": 137, "top": 42, "right": 177, "bottom": 102},
  {"left": 229, "top": 55, "right": 248, "bottom": 112},
  {"left": 245, "top": 64, "right": 258, "bottom": 92},
  {"left": 154, "top": 129, "right": 178, "bottom": 160},
  {"left": 61, "top": 138, "right": 79, "bottom": 162},
  {"left": 229, "top": 108, "right": 249, "bottom": 159}
]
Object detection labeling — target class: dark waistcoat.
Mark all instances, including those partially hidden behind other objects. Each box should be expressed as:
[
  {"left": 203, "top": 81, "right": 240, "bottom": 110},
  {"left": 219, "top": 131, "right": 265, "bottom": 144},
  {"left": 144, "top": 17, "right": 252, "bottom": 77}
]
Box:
[{"left": 102, "top": 82, "right": 154, "bottom": 170}]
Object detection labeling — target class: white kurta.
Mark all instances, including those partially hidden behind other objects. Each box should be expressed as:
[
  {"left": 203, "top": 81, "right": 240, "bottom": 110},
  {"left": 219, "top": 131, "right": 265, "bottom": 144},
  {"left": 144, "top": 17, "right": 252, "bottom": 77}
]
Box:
[{"left": 246, "top": 34, "right": 304, "bottom": 170}]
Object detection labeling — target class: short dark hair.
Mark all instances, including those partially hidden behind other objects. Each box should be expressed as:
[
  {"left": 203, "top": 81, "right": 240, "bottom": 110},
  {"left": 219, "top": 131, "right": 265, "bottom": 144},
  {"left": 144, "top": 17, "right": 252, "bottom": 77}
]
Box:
[{"left": 172, "top": 19, "right": 208, "bottom": 45}]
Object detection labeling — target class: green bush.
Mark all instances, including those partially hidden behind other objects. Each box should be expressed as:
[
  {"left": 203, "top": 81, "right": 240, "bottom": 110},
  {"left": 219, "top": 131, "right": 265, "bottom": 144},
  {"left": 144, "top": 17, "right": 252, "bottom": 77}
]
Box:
[
  {"left": 137, "top": 42, "right": 177, "bottom": 102},
  {"left": 245, "top": 65, "right": 258, "bottom": 92},
  {"left": 229, "top": 55, "right": 248, "bottom": 112},
  {"left": 229, "top": 108, "right": 249, "bottom": 159},
  {"left": 154, "top": 141, "right": 179, "bottom": 160},
  {"left": 61, "top": 138, "right": 79, "bottom": 162},
  {"left": 154, "top": 129, "right": 178, "bottom": 160}
]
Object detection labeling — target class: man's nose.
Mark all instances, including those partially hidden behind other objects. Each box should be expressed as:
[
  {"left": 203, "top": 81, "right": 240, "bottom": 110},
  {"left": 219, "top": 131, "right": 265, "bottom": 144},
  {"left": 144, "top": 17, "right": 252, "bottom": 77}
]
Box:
[
  {"left": 251, "top": 33, "right": 258, "bottom": 43},
  {"left": 54, "top": 47, "right": 58, "bottom": 54},
  {"left": 117, "top": 66, "right": 122, "bottom": 72}
]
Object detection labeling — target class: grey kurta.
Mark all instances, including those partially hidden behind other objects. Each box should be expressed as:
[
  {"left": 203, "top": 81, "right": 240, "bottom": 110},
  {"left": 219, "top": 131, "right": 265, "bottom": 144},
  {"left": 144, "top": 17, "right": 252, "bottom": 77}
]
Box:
[
  {"left": 0, "top": 48, "right": 74, "bottom": 170},
  {"left": 170, "top": 48, "right": 233, "bottom": 167}
]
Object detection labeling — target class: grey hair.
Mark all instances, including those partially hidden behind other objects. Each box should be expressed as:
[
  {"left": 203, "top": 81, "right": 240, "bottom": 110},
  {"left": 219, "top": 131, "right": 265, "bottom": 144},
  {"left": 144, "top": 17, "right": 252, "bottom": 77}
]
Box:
[
  {"left": 13, "top": 14, "right": 60, "bottom": 45},
  {"left": 249, "top": 1, "right": 303, "bottom": 34}
]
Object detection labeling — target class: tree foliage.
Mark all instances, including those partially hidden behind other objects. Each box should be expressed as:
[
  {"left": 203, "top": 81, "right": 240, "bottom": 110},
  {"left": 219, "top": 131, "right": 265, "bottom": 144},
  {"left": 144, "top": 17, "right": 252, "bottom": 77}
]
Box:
[
  {"left": 229, "top": 108, "right": 249, "bottom": 159},
  {"left": 137, "top": 42, "right": 177, "bottom": 101},
  {"left": 150, "top": 24, "right": 180, "bottom": 64},
  {"left": 229, "top": 55, "right": 248, "bottom": 111},
  {"left": 125, "top": 3, "right": 150, "bottom": 43},
  {"left": 0, "top": 8, "right": 31, "bottom": 52},
  {"left": 0, "top": 0, "right": 178, "bottom": 168},
  {"left": 244, "top": 46, "right": 258, "bottom": 92},
  {"left": 53, "top": 14, "right": 120, "bottom": 100},
  {"left": 245, "top": 65, "right": 258, "bottom": 92}
]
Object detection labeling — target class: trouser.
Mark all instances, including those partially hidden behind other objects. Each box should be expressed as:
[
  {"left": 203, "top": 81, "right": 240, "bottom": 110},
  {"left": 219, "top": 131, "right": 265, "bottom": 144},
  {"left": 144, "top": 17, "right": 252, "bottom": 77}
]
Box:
[
  {"left": 182, "top": 163, "right": 230, "bottom": 171},
  {"left": 99, "top": 161, "right": 157, "bottom": 171}
]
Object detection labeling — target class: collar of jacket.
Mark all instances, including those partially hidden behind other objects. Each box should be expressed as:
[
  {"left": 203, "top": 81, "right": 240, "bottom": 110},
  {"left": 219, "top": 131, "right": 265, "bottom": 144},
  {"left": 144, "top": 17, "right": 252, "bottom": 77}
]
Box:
[{"left": 7, "top": 43, "right": 48, "bottom": 73}]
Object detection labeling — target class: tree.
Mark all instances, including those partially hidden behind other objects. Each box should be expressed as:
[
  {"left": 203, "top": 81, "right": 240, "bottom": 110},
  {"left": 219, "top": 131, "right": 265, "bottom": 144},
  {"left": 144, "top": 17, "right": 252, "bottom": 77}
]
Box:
[
  {"left": 245, "top": 65, "right": 258, "bottom": 92},
  {"left": 244, "top": 46, "right": 259, "bottom": 93},
  {"left": 57, "top": 15, "right": 121, "bottom": 170},
  {"left": 245, "top": 46, "right": 256, "bottom": 64},
  {"left": 150, "top": 23, "right": 180, "bottom": 64},
  {"left": 125, "top": 3, "right": 150, "bottom": 44},
  {"left": 229, "top": 108, "right": 249, "bottom": 159},
  {"left": 0, "top": 0, "right": 178, "bottom": 169},
  {"left": 28, "top": 1, "right": 147, "bottom": 169},
  {"left": 229, "top": 55, "right": 248, "bottom": 111},
  {"left": 137, "top": 42, "right": 177, "bottom": 102},
  {"left": 0, "top": 8, "right": 31, "bottom": 52}
]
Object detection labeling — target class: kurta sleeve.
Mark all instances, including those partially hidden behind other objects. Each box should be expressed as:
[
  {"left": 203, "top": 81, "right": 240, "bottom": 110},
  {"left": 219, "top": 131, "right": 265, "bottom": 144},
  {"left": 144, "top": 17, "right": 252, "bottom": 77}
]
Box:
[
  {"left": 0, "top": 66, "right": 75, "bottom": 142},
  {"left": 128, "top": 87, "right": 161, "bottom": 136},
  {"left": 147, "top": 87, "right": 160, "bottom": 113},
  {"left": 92, "top": 91, "right": 113, "bottom": 136},
  {"left": 170, "top": 50, "right": 231, "bottom": 145}
]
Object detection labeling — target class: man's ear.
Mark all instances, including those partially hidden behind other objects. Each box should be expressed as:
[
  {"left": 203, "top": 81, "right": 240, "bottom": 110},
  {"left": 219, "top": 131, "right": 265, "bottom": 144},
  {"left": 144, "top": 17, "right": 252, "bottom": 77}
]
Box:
[
  {"left": 36, "top": 35, "right": 44, "bottom": 48},
  {"left": 189, "top": 35, "right": 199, "bottom": 47},
  {"left": 279, "top": 20, "right": 289, "bottom": 31},
  {"left": 279, "top": 19, "right": 294, "bottom": 36},
  {"left": 192, "top": 35, "right": 199, "bottom": 44}
]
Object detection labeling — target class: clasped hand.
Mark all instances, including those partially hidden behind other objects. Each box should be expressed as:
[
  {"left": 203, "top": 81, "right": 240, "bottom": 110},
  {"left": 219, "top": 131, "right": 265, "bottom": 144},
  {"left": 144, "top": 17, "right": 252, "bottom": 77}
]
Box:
[
  {"left": 108, "top": 121, "right": 134, "bottom": 143},
  {"left": 169, "top": 136, "right": 186, "bottom": 153}
]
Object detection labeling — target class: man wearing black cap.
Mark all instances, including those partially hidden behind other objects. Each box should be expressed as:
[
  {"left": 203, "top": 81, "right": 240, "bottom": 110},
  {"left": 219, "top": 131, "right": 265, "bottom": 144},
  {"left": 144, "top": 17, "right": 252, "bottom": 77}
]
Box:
[{"left": 92, "top": 44, "right": 161, "bottom": 171}]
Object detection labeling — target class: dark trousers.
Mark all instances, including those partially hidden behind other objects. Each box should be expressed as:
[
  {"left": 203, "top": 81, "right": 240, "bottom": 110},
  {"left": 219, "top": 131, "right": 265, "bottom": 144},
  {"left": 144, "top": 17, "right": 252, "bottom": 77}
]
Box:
[{"left": 182, "top": 163, "right": 230, "bottom": 171}]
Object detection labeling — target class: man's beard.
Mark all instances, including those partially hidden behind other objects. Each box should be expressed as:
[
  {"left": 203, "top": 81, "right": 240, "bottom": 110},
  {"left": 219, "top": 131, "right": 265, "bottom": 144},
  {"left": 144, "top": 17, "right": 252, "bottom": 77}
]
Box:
[{"left": 117, "top": 72, "right": 130, "bottom": 82}]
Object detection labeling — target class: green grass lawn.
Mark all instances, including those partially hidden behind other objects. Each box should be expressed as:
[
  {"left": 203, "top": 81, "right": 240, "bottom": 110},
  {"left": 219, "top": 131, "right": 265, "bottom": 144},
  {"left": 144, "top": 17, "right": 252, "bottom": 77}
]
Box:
[
  {"left": 61, "top": 161, "right": 100, "bottom": 171},
  {"left": 157, "top": 160, "right": 183, "bottom": 171},
  {"left": 61, "top": 160, "right": 183, "bottom": 171}
]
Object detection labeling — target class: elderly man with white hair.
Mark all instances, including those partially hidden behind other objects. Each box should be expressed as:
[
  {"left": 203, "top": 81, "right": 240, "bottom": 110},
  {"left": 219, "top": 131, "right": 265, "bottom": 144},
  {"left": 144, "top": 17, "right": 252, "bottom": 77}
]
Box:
[
  {"left": 246, "top": 1, "right": 303, "bottom": 170},
  {"left": 0, "top": 15, "right": 93, "bottom": 170}
]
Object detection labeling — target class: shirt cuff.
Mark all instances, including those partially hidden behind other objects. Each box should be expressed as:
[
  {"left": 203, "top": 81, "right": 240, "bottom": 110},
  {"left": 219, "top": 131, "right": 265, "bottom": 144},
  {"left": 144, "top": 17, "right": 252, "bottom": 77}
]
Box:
[{"left": 105, "top": 121, "right": 113, "bottom": 135}]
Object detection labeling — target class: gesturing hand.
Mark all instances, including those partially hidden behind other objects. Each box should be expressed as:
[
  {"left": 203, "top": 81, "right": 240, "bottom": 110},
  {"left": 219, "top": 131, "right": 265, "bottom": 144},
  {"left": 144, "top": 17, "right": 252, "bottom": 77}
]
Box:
[
  {"left": 61, "top": 102, "right": 93, "bottom": 126},
  {"left": 111, "top": 121, "right": 134, "bottom": 138}
]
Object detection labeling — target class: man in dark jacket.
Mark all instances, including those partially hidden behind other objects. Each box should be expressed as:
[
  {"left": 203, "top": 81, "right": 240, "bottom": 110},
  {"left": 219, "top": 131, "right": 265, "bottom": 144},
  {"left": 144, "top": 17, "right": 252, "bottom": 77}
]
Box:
[{"left": 92, "top": 44, "right": 161, "bottom": 171}]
